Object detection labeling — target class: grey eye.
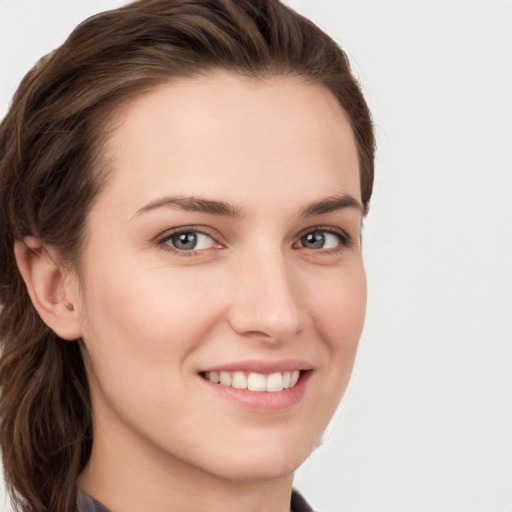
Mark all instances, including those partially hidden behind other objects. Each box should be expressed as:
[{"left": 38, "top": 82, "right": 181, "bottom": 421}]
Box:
[
  {"left": 166, "top": 232, "right": 214, "bottom": 251},
  {"left": 170, "top": 233, "right": 197, "bottom": 250},
  {"left": 301, "top": 232, "right": 325, "bottom": 249},
  {"left": 299, "top": 231, "right": 341, "bottom": 249}
]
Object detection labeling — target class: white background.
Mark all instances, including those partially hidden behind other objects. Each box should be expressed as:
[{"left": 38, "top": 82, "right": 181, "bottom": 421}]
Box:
[{"left": 1, "top": 1, "right": 511, "bottom": 511}]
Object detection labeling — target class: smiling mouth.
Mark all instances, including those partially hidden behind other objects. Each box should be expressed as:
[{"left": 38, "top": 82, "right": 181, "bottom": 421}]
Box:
[{"left": 200, "top": 370, "right": 303, "bottom": 392}]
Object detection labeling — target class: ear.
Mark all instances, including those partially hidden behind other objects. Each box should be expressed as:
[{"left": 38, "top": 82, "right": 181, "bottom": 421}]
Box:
[{"left": 14, "top": 237, "right": 83, "bottom": 341}]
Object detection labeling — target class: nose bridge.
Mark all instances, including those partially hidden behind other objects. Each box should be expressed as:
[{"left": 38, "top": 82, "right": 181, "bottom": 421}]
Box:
[{"left": 228, "top": 245, "right": 303, "bottom": 340}]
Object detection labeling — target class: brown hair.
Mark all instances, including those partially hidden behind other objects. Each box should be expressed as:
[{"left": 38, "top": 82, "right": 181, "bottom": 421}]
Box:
[{"left": 0, "top": 1, "right": 375, "bottom": 511}]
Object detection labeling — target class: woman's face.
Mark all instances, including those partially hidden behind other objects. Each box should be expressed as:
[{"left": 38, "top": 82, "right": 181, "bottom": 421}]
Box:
[{"left": 74, "top": 71, "right": 366, "bottom": 483}]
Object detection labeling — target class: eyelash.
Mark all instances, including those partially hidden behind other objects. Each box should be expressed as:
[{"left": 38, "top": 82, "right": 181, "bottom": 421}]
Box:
[{"left": 156, "top": 225, "right": 353, "bottom": 257}]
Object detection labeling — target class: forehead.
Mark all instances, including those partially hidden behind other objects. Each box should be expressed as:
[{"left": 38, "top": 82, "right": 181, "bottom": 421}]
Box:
[{"left": 97, "top": 71, "right": 360, "bottom": 216}]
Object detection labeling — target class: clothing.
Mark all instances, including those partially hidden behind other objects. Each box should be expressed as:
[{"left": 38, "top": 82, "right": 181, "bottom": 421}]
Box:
[
  {"left": 291, "top": 489, "right": 315, "bottom": 512},
  {"left": 77, "top": 488, "right": 314, "bottom": 512},
  {"left": 77, "top": 491, "right": 110, "bottom": 512}
]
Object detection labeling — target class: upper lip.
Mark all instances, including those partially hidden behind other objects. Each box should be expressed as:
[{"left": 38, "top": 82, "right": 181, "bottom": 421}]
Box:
[{"left": 198, "top": 359, "right": 314, "bottom": 374}]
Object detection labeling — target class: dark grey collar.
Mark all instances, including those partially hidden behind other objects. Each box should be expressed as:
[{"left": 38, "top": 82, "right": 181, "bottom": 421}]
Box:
[{"left": 77, "top": 489, "right": 110, "bottom": 512}]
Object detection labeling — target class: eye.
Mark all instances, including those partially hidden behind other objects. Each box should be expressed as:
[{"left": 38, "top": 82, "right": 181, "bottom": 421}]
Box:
[
  {"left": 297, "top": 229, "right": 350, "bottom": 251},
  {"left": 161, "top": 230, "right": 216, "bottom": 252}
]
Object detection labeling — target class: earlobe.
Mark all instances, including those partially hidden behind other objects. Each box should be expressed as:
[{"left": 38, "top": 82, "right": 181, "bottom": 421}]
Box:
[{"left": 14, "top": 237, "right": 83, "bottom": 341}]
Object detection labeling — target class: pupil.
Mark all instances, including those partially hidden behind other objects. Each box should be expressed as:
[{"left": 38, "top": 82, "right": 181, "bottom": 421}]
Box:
[
  {"left": 303, "top": 232, "right": 325, "bottom": 249},
  {"left": 173, "top": 233, "right": 197, "bottom": 250}
]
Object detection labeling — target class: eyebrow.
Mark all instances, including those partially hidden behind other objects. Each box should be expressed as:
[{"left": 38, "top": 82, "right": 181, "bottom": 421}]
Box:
[
  {"left": 133, "top": 193, "right": 364, "bottom": 219},
  {"left": 299, "top": 194, "right": 365, "bottom": 217},
  {"left": 133, "top": 196, "right": 244, "bottom": 219}
]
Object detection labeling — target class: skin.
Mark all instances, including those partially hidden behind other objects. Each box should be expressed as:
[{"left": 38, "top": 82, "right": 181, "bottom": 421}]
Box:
[{"left": 18, "top": 71, "right": 367, "bottom": 512}]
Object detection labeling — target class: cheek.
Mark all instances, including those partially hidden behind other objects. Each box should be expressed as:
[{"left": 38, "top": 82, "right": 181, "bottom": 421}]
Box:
[
  {"left": 82, "top": 260, "right": 223, "bottom": 348},
  {"left": 77, "top": 261, "right": 230, "bottom": 409},
  {"left": 293, "top": 264, "right": 366, "bottom": 444},
  {"left": 307, "top": 263, "right": 367, "bottom": 353},
  {"left": 305, "top": 262, "right": 366, "bottom": 415},
  {"left": 77, "top": 261, "right": 225, "bottom": 422}
]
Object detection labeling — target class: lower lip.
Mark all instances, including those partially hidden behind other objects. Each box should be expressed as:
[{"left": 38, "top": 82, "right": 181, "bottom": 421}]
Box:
[{"left": 200, "top": 371, "right": 312, "bottom": 412}]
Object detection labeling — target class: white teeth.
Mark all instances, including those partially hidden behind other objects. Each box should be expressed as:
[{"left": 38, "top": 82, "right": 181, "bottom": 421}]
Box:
[
  {"left": 219, "top": 371, "right": 232, "bottom": 386},
  {"left": 205, "top": 370, "right": 302, "bottom": 392},
  {"left": 232, "top": 371, "right": 247, "bottom": 389},
  {"left": 248, "top": 372, "right": 266, "bottom": 391},
  {"left": 266, "top": 372, "right": 283, "bottom": 392}
]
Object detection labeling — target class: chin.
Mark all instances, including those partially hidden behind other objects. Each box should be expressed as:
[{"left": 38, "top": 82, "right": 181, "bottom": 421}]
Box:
[
  {"left": 206, "top": 455, "right": 302, "bottom": 483},
  {"left": 194, "top": 430, "right": 320, "bottom": 483}
]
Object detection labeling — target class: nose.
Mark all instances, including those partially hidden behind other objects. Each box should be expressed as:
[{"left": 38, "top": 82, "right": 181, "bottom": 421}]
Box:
[{"left": 227, "top": 247, "right": 306, "bottom": 343}]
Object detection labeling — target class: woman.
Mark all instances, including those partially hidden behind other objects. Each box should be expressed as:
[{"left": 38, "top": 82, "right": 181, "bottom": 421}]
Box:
[{"left": 0, "top": 0, "right": 375, "bottom": 511}]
